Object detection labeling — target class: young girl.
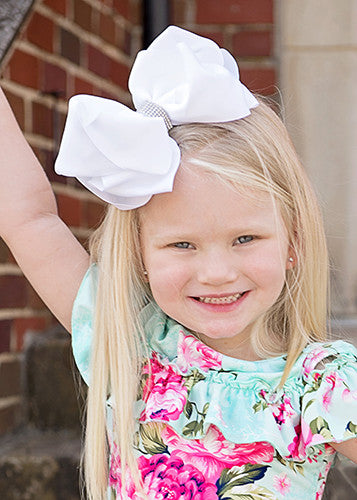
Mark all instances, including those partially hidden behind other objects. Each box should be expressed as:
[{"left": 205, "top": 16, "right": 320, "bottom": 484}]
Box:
[{"left": 0, "top": 26, "right": 356, "bottom": 500}]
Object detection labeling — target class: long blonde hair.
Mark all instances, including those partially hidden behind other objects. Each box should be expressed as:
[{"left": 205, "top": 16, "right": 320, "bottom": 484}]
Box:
[{"left": 83, "top": 98, "right": 328, "bottom": 499}]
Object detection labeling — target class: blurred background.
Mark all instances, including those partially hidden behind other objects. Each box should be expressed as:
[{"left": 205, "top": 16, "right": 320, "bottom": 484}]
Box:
[{"left": 0, "top": 0, "right": 356, "bottom": 498}]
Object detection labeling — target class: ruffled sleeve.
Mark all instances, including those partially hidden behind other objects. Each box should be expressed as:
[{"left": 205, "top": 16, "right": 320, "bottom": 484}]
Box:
[
  {"left": 301, "top": 340, "right": 357, "bottom": 446},
  {"left": 71, "top": 264, "right": 98, "bottom": 385}
]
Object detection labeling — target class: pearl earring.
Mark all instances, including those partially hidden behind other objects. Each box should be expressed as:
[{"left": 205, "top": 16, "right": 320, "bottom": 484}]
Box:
[
  {"left": 288, "top": 257, "right": 294, "bottom": 262},
  {"left": 143, "top": 270, "right": 148, "bottom": 276}
]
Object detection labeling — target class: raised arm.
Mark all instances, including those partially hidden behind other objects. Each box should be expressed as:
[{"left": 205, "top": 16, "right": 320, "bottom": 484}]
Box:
[{"left": 0, "top": 88, "right": 90, "bottom": 331}]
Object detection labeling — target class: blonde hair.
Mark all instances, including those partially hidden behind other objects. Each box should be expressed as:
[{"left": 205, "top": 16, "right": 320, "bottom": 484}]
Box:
[{"left": 83, "top": 98, "right": 329, "bottom": 499}]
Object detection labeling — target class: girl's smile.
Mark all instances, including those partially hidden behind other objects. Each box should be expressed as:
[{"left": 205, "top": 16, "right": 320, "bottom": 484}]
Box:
[{"left": 139, "top": 165, "right": 293, "bottom": 360}]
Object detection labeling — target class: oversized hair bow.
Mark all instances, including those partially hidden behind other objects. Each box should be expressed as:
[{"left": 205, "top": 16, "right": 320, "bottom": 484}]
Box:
[{"left": 55, "top": 26, "right": 258, "bottom": 209}]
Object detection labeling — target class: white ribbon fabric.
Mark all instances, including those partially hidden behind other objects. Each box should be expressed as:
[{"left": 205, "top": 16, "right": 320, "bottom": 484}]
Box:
[{"left": 55, "top": 25, "right": 259, "bottom": 210}]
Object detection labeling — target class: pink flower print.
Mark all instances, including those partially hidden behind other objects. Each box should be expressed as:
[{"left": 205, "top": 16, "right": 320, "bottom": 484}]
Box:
[
  {"left": 176, "top": 332, "right": 222, "bottom": 373},
  {"left": 109, "top": 442, "right": 122, "bottom": 489},
  {"left": 141, "top": 353, "right": 188, "bottom": 422},
  {"left": 136, "top": 454, "right": 218, "bottom": 500},
  {"left": 301, "top": 417, "right": 328, "bottom": 449},
  {"left": 322, "top": 390, "right": 333, "bottom": 411},
  {"left": 324, "top": 372, "right": 343, "bottom": 390},
  {"left": 273, "top": 473, "right": 291, "bottom": 495},
  {"left": 303, "top": 348, "right": 330, "bottom": 377},
  {"left": 321, "top": 371, "right": 343, "bottom": 411},
  {"left": 287, "top": 424, "right": 306, "bottom": 460},
  {"left": 342, "top": 387, "right": 357, "bottom": 402},
  {"left": 162, "top": 424, "right": 274, "bottom": 484},
  {"left": 271, "top": 395, "right": 296, "bottom": 426}
]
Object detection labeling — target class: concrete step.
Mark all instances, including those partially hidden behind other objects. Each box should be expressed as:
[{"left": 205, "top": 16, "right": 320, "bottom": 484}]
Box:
[{"left": 0, "top": 428, "right": 81, "bottom": 500}]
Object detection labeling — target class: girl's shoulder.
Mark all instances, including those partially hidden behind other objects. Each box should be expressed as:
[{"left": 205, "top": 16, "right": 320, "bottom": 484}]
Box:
[{"left": 298, "top": 339, "right": 357, "bottom": 381}]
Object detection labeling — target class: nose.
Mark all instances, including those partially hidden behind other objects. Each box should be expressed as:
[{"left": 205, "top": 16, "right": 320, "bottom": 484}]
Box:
[{"left": 196, "top": 249, "right": 238, "bottom": 286}]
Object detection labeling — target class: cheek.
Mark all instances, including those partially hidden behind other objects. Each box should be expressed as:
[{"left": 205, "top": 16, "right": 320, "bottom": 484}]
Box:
[
  {"left": 146, "top": 257, "right": 191, "bottom": 300},
  {"left": 246, "top": 246, "right": 287, "bottom": 288}
]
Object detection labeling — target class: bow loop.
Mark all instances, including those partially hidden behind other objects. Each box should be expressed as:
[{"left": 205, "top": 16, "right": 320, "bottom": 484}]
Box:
[{"left": 55, "top": 95, "right": 180, "bottom": 209}]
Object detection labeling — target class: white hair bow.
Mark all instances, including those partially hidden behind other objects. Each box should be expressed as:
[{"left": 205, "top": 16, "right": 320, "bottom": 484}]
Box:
[{"left": 55, "top": 26, "right": 258, "bottom": 210}]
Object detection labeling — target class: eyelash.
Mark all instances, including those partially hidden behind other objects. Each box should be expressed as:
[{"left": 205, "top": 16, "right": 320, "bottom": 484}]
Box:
[{"left": 171, "top": 236, "right": 255, "bottom": 249}]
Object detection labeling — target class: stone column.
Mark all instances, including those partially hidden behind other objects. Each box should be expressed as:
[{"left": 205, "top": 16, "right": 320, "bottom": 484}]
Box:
[{"left": 278, "top": 1, "right": 357, "bottom": 327}]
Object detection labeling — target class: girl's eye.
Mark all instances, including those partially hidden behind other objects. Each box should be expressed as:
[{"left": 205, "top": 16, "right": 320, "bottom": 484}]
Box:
[
  {"left": 235, "top": 235, "right": 254, "bottom": 245},
  {"left": 172, "top": 242, "right": 194, "bottom": 249}
]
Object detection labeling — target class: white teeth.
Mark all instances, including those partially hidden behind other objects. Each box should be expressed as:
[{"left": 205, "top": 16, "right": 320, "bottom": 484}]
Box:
[{"left": 198, "top": 293, "right": 242, "bottom": 304}]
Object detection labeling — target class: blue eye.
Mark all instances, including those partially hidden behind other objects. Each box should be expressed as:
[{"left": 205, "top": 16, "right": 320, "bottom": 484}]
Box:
[
  {"left": 235, "top": 235, "right": 254, "bottom": 245},
  {"left": 173, "top": 242, "right": 193, "bottom": 249}
]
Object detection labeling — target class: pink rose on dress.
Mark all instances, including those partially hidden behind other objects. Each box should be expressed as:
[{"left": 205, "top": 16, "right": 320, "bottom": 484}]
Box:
[
  {"left": 162, "top": 424, "right": 274, "bottom": 484},
  {"left": 302, "top": 348, "right": 330, "bottom": 377},
  {"left": 131, "top": 454, "right": 218, "bottom": 499},
  {"left": 176, "top": 332, "right": 223, "bottom": 373},
  {"left": 141, "top": 353, "right": 188, "bottom": 422}
]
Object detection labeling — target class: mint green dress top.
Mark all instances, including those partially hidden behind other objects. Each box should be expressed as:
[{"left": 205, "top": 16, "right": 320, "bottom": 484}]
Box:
[{"left": 72, "top": 266, "right": 357, "bottom": 500}]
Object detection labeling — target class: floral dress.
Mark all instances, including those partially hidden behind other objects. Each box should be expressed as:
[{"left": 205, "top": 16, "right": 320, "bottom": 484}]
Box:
[{"left": 72, "top": 266, "right": 357, "bottom": 500}]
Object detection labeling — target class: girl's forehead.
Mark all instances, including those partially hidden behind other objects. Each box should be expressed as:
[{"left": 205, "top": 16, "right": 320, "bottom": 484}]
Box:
[{"left": 139, "top": 165, "right": 286, "bottom": 233}]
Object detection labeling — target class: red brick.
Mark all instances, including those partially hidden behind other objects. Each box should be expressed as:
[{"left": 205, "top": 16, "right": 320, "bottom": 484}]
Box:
[
  {"left": 0, "top": 356, "right": 22, "bottom": 397},
  {"left": 43, "top": 0, "right": 67, "bottom": 15},
  {"left": 74, "top": 76, "right": 95, "bottom": 95},
  {"left": 130, "top": 0, "right": 142, "bottom": 24},
  {"left": 0, "top": 320, "right": 11, "bottom": 353},
  {"left": 61, "top": 29, "right": 81, "bottom": 65},
  {"left": 41, "top": 62, "right": 67, "bottom": 95},
  {"left": 170, "top": 0, "right": 189, "bottom": 24},
  {"left": 88, "top": 45, "right": 111, "bottom": 78},
  {"left": 116, "top": 25, "right": 132, "bottom": 56},
  {"left": 240, "top": 67, "right": 276, "bottom": 95},
  {"left": 0, "top": 401, "right": 22, "bottom": 435},
  {"left": 56, "top": 193, "right": 82, "bottom": 227},
  {"left": 8, "top": 50, "right": 40, "bottom": 89},
  {"left": 110, "top": 59, "right": 130, "bottom": 90},
  {"left": 113, "top": 0, "right": 129, "bottom": 17},
  {"left": 100, "top": 13, "right": 116, "bottom": 45},
  {"left": 14, "top": 317, "right": 48, "bottom": 351},
  {"left": 32, "top": 101, "right": 53, "bottom": 138},
  {"left": 196, "top": 0, "right": 273, "bottom": 24},
  {"left": 233, "top": 30, "right": 273, "bottom": 57},
  {"left": 74, "top": 0, "right": 93, "bottom": 32},
  {"left": 2, "top": 89, "right": 25, "bottom": 130},
  {"left": 26, "top": 12, "right": 54, "bottom": 52},
  {"left": 0, "top": 276, "right": 27, "bottom": 309}
]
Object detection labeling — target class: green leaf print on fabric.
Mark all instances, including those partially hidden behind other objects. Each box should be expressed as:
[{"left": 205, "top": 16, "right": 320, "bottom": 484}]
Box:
[
  {"left": 344, "top": 421, "right": 357, "bottom": 439},
  {"left": 139, "top": 423, "right": 168, "bottom": 455},
  {"left": 183, "top": 368, "right": 206, "bottom": 392},
  {"left": 217, "top": 464, "right": 270, "bottom": 498},
  {"left": 182, "top": 400, "right": 210, "bottom": 437},
  {"left": 309, "top": 416, "right": 334, "bottom": 441},
  {"left": 220, "top": 484, "right": 277, "bottom": 500}
]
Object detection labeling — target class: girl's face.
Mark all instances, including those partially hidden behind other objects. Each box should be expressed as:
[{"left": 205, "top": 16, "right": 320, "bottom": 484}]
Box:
[{"left": 139, "top": 165, "right": 293, "bottom": 360}]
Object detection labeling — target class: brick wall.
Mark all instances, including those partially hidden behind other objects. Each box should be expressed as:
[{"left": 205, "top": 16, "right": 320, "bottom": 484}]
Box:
[
  {"left": 0, "top": 0, "right": 277, "bottom": 435},
  {"left": 0, "top": 0, "right": 142, "bottom": 435},
  {"left": 170, "top": 0, "right": 276, "bottom": 95}
]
